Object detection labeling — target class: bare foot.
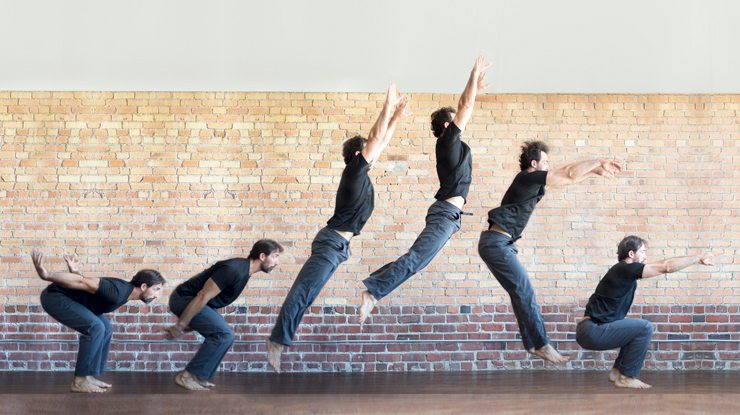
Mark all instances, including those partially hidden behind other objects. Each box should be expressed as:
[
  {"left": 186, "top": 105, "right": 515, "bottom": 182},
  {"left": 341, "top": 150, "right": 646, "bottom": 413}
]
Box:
[
  {"left": 174, "top": 370, "right": 209, "bottom": 391},
  {"left": 528, "top": 344, "right": 569, "bottom": 364},
  {"left": 87, "top": 376, "right": 112, "bottom": 388},
  {"left": 358, "top": 291, "right": 378, "bottom": 328},
  {"left": 614, "top": 374, "right": 652, "bottom": 389},
  {"left": 608, "top": 368, "right": 620, "bottom": 383},
  {"left": 266, "top": 340, "right": 284, "bottom": 373},
  {"left": 194, "top": 375, "right": 216, "bottom": 388},
  {"left": 70, "top": 377, "right": 106, "bottom": 393}
]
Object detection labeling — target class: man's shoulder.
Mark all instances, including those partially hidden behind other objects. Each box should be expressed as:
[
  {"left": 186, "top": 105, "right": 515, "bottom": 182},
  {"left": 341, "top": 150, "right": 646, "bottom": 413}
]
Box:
[
  {"left": 223, "top": 257, "right": 249, "bottom": 267},
  {"left": 341, "top": 154, "right": 370, "bottom": 178},
  {"left": 512, "top": 170, "right": 547, "bottom": 187},
  {"left": 609, "top": 261, "right": 644, "bottom": 277},
  {"left": 216, "top": 258, "right": 250, "bottom": 275},
  {"left": 438, "top": 121, "right": 462, "bottom": 142},
  {"left": 101, "top": 277, "right": 129, "bottom": 286}
]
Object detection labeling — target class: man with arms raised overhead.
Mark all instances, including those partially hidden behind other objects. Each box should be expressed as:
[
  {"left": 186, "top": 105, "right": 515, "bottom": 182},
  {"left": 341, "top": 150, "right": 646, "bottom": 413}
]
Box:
[
  {"left": 359, "top": 56, "right": 490, "bottom": 326},
  {"left": 267, "top": 83, "right": 409, "bottom": 372}
]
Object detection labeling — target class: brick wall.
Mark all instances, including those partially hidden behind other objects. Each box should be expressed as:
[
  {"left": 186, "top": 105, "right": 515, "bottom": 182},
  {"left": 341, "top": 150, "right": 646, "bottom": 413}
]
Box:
[
  {"left": 0, "top": 91, "right": 738, "bottom": 371},
  {"left": 1, "top": 304, "right": 738, "bottom": 372}
]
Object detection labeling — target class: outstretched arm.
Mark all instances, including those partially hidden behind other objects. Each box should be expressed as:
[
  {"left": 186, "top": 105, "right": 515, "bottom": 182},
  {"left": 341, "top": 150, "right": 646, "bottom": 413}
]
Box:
[
  {"left": 642, "top": 252, "right": 715, "bottom": 279},
  {"left": 451, "top": 55, "right": 490, "bottom": 133},
  {"left": 382, "top": 95, "right": 410, "bottom": 147},
  {"left": 31, "top": 249, "right": 99, "bottom": 294},
  {"left": 362, "top": 83, "right": 405, "bottom": 165},
  {"left": 164, "top": 278, "right": 221, "bottom": 339},
  {"left": 546, "top": 159, "right": 623, "bottom": 187}
]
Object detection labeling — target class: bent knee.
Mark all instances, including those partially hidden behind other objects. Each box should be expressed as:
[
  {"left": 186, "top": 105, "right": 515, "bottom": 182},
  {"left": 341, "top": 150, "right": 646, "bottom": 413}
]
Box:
[
  {"left": 642, "top": 320, "right": 654, "bottom": 336},
  {"left": 213, "top": 329, "right": 235, "bottom": 345},
  {"left": 83, "top": 320, "right": 107, "bottom": 337}
]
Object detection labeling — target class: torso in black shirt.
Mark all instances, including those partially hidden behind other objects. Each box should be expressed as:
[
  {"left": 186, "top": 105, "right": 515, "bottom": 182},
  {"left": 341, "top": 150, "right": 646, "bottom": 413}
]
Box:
[
  {"left": 584, "top": 261, "right": 646, "bottom": 324},
  {"left": 434, "top": 122, "right": 473, "bottom": 202},
  {"left": 46, "top": 277, "right": 133, "bottom": 315},
  {"left": 326, "top": 153, "right": 374, "bottom": 235},
  {"left": 487, "top": 170, "right": 547, "bottom": 240},
  {"left": 175, "top": 258, "right": 251, "bottom": 309}
]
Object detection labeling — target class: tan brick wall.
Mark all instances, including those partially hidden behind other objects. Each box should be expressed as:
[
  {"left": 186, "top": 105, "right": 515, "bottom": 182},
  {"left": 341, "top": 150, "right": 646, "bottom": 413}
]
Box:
[{"left": 1, "top": 91, "right": 738, "bottom": 308}]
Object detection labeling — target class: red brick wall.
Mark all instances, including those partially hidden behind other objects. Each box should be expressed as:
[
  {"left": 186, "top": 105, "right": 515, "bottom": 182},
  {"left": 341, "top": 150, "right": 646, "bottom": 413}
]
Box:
[
  {"left": 1, "top": 304, "right": 738, "bottom": 371},
  {"left": 0, "top": 91, "right": 737, "bottom": 371}
]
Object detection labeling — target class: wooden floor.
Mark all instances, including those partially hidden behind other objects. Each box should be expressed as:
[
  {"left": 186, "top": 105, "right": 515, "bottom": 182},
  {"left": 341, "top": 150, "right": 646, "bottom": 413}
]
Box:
[{"left": 1, "top": 371, "right": 739, "bottom": 414}]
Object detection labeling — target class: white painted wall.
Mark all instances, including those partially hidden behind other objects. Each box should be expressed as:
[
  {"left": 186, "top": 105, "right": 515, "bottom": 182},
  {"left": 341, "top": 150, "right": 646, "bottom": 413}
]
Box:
[{"left": 1, "top": 0, "right": 738, "bottom": 93}]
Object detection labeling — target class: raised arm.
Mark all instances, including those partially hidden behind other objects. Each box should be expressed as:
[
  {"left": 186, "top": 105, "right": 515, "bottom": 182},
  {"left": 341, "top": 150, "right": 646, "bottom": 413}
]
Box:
[
  {"left": 451, "top": 55, "right": 490, "bottom": 133},
  {"left": 546, "top": 159, "right": 623, "bottom": 187},
  {"left": 383, "top": 95, "right": 410, "bottom": 146},
  {"left": 31, "top": 249, "right": 99, "bottom": 294},
  {"left": 362, "top": 83, "right": 405, "bottom": 165},
  {"left": 164, "top": 278, "right": 221, "bottom": 339},
  {"left": 642, "top": 252, "right": 715, "bottom": 279}
]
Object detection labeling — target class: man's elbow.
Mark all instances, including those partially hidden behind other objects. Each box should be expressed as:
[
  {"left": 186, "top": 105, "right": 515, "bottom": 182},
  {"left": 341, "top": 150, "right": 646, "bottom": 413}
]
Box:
[
  {"left": 548, "top": 172, "right": 572, "bottom": 187},
  {"left": 87, "top": 278, "right": 103, "bottom": 292},
  {"left": 456, "top": 102, "right": 473, "bottom": 114},
  {"left": 194, "top": 291, "right": 211, "bottom": 303},
  {"left": 651, "top": 261, "right": 672, "bottom": 275}
]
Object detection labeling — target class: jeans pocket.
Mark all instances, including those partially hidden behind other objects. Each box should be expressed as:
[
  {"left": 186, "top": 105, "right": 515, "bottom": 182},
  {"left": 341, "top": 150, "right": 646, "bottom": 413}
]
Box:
[{"left": 509, "top": 242, "right": 519, "bottom": 255}]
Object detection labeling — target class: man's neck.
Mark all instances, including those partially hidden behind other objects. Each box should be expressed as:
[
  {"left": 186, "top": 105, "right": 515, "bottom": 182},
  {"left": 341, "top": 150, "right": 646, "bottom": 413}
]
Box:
[
  {"left": 249, "top": 258, "right": 260, "bottom": 277},
  {"left": 127, "top": 286, "right": 141, "bottom": 302}
]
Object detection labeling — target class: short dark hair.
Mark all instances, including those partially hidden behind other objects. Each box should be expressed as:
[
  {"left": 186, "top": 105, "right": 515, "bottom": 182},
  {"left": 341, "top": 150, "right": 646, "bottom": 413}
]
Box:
[
  {"left": 617, "top": 235, "right": 647, "bottom": 261},
  {"left": 248, "top": 239, "right": 284, "bottom": 260},
  {"left": 342, "top": 135, "right": 367, "bottom": 164},
  {"left": 519, "top": 141, "right": 550, "bottom": 171},
  {"left": 430, "top": 107, "right": 455, "bottom": 138},
  {"left": 130, "top": 269, "right": 165, "bottom": 288}
]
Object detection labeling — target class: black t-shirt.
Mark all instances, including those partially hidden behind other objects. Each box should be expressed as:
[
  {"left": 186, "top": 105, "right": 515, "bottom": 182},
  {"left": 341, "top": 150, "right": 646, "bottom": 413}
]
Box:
[
  {"left": 326, "top": 153, "right": 374, "bottom": 235},
  {"left": 434, "top": 122, "right": 473, "bottom": 202},
  {"left": 487, "top": 170, "right": 547, "bottom": 240},
  {"left": 174, "top": 258, "right": 251, "bottom": 309},
  {"left": 584, "top": 261, "right": 646, "bottom": 324},
  {"left": 46, "top": 277, "right": 133, "bottom": 315}
]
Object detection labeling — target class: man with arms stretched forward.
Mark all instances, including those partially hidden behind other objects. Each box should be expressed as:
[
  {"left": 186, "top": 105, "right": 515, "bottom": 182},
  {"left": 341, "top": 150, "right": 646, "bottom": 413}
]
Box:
[
  {"left": 577, "top": 235, "right": 715, "bottom": 389},
  {"left": 479, "top": 140, "right": 622, "bottom": 364},
  {"left": 359, "top": 56, "right": 490, "bottom": 326},
  {"left": 267, "top": 83, "right": 409, "bottom": 372},
  {"left": 32, "top": 250, "right": 165, "bottom": 393}
]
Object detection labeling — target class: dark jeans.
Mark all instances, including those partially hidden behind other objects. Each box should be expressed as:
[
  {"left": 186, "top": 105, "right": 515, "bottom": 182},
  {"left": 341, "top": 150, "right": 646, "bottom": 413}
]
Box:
[
  {"left": 576, "top": 317, "right": 654, "bottom": 377},
  {"left": 363, "top": 200, "right": 462, "bottom": 300},
  {"left": 169, "top": 292, "right": 235, "bottom": 380},
  {"left": 270, "top": 227, "right": 350, "bottom": 346},
  {"left": 40, "top": 288, "right": 113, "bottom": 377},
  {"left": 478, "top": 230, "right": 549, "bottom": 350}
]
